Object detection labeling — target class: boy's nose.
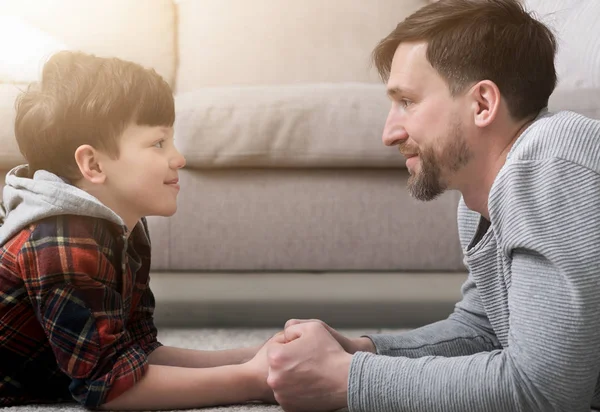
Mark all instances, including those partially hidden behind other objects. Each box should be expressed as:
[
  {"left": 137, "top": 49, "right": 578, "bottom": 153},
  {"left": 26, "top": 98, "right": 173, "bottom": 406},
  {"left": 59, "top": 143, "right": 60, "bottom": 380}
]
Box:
[{"left": 171, "top": 151, "right": 186, "bottom": 169}]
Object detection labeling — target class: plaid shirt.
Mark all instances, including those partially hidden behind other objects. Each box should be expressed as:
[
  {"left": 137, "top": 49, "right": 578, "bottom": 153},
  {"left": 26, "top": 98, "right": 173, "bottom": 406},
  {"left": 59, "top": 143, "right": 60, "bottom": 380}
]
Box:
[{"left": 0, "top": 214, "right": 162, "bottom": 408}]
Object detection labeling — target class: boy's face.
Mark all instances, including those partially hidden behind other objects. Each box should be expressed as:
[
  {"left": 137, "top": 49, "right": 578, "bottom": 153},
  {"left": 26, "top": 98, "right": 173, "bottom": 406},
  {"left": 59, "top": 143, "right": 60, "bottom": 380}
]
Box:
[{"left": 100, "top": 123, "right": 186, "bottom": 229}]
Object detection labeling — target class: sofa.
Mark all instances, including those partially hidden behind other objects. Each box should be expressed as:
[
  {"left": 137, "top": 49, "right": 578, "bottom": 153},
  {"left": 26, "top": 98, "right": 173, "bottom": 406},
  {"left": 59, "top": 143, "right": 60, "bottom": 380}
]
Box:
[{"left": 0, "top": 0, "right": 598, "bottom": 328}]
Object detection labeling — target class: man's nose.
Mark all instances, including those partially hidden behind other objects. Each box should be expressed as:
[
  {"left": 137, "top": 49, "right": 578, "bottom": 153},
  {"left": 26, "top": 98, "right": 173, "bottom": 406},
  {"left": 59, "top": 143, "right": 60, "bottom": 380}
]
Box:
[
  {"left": 382, "top": 109, "right": 408, "bottom": 146},
  {"left": 382, "top": 125, "right": 408, "bottom": 147}
]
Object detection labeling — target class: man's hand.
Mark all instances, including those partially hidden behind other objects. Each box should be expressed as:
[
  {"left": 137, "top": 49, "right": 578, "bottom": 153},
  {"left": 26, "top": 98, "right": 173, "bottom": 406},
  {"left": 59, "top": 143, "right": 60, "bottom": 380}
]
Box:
[
  {"left": 267, "top": 322, "right": 353, "bottom": 412},
  {"left": 285, "top": 318, "right": 376, "bottom": 354},
  {"left": 242, "top": 332, "right": 286, "bottom": 404}
]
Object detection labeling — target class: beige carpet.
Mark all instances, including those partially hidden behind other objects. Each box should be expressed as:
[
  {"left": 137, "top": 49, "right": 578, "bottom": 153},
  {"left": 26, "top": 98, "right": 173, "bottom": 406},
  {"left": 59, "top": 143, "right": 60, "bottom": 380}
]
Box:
[{"left": 5, "top": 328, "right": 382, "bottom": 412}]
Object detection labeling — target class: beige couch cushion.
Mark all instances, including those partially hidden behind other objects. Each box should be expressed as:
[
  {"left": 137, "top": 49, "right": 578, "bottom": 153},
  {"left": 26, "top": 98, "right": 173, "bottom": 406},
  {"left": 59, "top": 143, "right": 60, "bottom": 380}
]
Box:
[
  {"left": 174, "top": 83, "right": 407, "bottom": 168},
  {"left": 175, "top": 0, "right": 428, "bottom": 92},
  {"left": 0, "top": 0, "right": 176, "bottom": 86},
  {"left": 146, "top": 169, "right": 464, "bottom": 271}
]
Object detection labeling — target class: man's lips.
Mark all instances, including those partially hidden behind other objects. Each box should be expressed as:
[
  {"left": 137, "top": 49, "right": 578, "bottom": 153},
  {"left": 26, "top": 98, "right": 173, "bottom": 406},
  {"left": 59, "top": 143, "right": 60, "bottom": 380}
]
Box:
[
  {"left": 398, "top": 145, "right": 419, "bottom": 159},
  {"left": 400, "top": 152, "right": 419, "bottom": 159}
]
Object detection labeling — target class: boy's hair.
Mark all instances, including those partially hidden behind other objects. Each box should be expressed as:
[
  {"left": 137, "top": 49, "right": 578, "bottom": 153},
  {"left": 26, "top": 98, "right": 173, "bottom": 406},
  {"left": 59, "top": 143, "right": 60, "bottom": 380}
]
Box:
[
  {"left": 372, "top": 0, "right": 557, "bottom": 120},
  {"left": 14, "top": 51, "right": 175, "bottom": 180}
]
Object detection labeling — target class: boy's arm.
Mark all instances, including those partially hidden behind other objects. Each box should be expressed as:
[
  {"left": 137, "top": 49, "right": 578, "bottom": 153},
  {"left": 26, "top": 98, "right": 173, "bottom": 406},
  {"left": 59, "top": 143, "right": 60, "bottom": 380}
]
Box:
[
  {"left": 101, "top": 363, "right": 265, "bottom": 410},
  {"left": 128, "top": 220, "right": 262, "bottom": 368},
  {"left": 149, "top": 345, "right": 260, "bottom": 368},
  {"left": 126, "top": 218, "right": 162, "bottom": 355},
  {"left": 128, "top": 283, "right": 261, "bottom": 367},
  {"left": 103, "top": 334, "right": 282, "bottom": 410}
]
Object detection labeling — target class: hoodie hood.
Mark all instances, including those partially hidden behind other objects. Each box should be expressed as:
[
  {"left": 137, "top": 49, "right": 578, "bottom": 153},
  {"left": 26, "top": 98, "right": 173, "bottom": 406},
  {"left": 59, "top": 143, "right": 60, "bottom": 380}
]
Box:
[{"left": 0, "top": 164, "right": 126, "bottom": 246}]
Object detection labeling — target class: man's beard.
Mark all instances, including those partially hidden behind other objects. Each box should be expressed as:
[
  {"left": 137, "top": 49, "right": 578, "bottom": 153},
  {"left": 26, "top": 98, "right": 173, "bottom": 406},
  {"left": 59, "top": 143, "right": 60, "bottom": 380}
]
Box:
[{"left": 405, "top": 124, "right": 472, "bottom": 201}]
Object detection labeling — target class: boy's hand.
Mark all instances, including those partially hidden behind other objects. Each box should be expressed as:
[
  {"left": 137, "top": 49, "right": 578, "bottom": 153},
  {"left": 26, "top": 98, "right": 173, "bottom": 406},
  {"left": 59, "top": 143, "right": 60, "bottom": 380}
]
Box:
[
  {"left": 285, "top": 319, "right": 376, "bottom": 354},
  {"left": 242, "top": 332, "right": 286, "bottom": 404}
]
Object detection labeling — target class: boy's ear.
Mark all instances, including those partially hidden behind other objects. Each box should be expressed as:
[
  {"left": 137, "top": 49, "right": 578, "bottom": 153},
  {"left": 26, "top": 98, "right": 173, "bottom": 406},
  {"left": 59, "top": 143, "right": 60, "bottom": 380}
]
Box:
[{"left": 74, "top": 145, "right": 106, "bottom": 184}]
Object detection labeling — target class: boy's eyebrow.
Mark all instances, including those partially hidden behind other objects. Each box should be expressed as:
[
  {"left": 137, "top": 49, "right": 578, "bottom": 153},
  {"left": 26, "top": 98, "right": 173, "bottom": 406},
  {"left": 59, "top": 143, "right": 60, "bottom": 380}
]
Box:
[{"left": 154, "top": 126, "right": 174, "bottom": 137}]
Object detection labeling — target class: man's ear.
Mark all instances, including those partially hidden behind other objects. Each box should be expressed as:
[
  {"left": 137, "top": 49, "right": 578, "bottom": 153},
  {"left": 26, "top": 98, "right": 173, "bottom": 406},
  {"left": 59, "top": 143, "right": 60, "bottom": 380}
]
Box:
[
  {"left": 74, "top": 145, "right": 106, "bottom": 184},
  {"left": 469, "top": 80, "right": 501, "bottom": 128}
]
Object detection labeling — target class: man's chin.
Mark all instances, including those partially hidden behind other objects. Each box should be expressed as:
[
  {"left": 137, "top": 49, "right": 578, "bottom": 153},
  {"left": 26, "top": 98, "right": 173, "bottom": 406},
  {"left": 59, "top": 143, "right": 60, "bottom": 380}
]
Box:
[{"left": 407, "top": 179, "right": 445, "bottom": 201}]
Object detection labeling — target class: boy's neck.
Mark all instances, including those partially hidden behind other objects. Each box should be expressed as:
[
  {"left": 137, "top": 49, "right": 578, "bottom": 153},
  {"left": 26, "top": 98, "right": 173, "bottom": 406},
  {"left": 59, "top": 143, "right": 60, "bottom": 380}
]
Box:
[{"left": 73, "top": 178, "right": 139, "bottom": 233}]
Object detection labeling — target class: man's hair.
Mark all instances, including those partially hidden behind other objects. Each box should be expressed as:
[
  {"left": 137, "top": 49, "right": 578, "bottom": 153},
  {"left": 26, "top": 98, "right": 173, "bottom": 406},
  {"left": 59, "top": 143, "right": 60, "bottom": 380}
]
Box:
[
  {"left": 372, "top": 0, "right": 557, "bottom": 120},
  {"left": 14, "top": 51, "right": 175, "bottom": 180}
]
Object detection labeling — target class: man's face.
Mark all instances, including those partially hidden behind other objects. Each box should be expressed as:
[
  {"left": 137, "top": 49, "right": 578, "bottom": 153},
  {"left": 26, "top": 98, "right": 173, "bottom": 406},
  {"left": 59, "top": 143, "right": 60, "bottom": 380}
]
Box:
[{"left": 382, "top": 42, "right": 473, "bottom": 201}]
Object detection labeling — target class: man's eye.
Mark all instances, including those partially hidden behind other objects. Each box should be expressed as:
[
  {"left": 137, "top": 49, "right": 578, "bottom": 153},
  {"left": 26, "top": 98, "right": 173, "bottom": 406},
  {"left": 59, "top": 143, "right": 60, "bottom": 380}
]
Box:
[
  {"left": 153, "top": 140, "right": 164, "bottom": 149},
  {"left": 400, "top": 99, "right": 413, "bottom": 108}
]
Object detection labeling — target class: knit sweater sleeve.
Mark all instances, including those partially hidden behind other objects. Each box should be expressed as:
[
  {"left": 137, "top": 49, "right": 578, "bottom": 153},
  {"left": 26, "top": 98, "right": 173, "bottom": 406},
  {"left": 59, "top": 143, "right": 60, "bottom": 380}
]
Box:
[
  {"left": 365, "top": 198, "right": 500, "bottom": 358},
  {"left": 348, "top": 157, "right": 600, "bottom": 412},
  {"left": 364, "top": 272, "right": 501, "bottom": 358}
]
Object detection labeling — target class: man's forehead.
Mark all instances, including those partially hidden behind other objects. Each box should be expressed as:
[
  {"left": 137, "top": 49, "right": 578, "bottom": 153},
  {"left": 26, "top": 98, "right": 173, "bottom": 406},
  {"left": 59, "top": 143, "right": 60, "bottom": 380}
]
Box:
[
  {"left": 388, "top": 42, "right": 439, "bottom": 92},
  {"left": 390, "top": 42, "right": 429, "bottom": 74}
]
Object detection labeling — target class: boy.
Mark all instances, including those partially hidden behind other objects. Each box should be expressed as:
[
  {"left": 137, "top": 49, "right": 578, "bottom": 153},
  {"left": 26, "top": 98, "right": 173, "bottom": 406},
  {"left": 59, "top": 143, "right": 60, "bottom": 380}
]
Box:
[{"left": 0, "top": 51, "right": 276, "bottom": 410}]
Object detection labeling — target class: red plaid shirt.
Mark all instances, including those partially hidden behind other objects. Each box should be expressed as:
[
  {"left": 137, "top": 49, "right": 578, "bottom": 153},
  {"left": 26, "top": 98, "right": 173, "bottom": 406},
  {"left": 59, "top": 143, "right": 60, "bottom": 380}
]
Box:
[{"left": 0, "top": 214, "right": 162, "bottom": 407}]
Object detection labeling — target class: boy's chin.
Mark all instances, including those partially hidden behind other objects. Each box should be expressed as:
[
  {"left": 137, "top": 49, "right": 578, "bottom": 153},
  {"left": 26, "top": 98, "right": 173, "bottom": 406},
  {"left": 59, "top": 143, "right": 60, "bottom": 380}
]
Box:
[
  {"left": 150, "top": 205, "right": 178, "bottom": 218},
  {"left": 161, "top": 208, "right": 178, "bottom": 217}
]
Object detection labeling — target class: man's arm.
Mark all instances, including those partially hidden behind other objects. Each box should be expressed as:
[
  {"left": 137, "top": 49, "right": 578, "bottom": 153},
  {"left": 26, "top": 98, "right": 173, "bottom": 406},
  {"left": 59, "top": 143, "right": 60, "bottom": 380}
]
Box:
[
  {"left": 358, "top": 197, "right": 500, "bottom": 359},
  {"left": 348, "top": 160, "right": 600, "bottom": 412},
  {"left": 364, "top": 272, "right": 501, "bottom": 358},
  {"left": 349, "top": 253, "right": 600, "bottom": 411},
  {"left": 269, "top": 160, "right": 600, "bottom": 412},
  {"left": 271, "top": 229, "right": 600, "bottom": 412},
  {"left": 287, "top": 274, "right": 500, "bottom": 359},
  {"left": 289, "top": 197, "right": 500, "bottom": 359}
]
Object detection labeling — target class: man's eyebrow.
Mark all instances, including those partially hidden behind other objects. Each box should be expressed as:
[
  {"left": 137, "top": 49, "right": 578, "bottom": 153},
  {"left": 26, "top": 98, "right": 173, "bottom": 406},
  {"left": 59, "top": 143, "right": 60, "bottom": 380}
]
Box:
[{"left": 386, "top": 87, "right": 414, "bottom": 99}]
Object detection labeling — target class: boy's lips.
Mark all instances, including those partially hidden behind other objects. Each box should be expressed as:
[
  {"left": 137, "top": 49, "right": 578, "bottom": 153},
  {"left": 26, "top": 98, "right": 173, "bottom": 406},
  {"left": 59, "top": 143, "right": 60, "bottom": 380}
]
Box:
[{"left": 165, "top": 178, "right": 180, "bottom": 190}]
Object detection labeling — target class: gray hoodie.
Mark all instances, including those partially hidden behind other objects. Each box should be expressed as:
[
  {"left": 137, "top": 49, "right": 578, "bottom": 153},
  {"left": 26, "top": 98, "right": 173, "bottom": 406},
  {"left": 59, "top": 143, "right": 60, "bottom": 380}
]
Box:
[{"left": 0, "top": 164, "right": 132, "bottom": 249}]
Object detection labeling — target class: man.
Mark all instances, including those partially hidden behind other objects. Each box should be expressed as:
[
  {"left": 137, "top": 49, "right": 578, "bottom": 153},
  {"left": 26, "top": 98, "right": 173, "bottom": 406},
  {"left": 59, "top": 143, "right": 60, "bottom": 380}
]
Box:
[{"left": 265, "top": 0, "right": 600, "bottom": 411}]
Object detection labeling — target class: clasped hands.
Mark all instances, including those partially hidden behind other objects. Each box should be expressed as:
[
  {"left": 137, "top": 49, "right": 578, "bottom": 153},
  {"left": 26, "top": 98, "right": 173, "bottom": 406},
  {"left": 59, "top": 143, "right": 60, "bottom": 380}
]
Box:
[{"left": 244, "top": 319, "right": 376, "bottom": 412}]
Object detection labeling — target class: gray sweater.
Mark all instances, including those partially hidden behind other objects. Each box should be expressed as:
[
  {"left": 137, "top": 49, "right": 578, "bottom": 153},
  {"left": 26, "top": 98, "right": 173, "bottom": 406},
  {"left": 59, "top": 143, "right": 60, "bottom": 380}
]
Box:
[{"left": 348, "top": 110, "right": 600, "bottom": 412}]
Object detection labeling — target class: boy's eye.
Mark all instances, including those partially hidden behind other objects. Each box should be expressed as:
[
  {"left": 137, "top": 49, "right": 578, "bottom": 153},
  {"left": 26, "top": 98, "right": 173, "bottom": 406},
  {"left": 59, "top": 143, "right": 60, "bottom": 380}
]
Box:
[{"left": 153, "top": 140, "right": 164, "bottom": 149}]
